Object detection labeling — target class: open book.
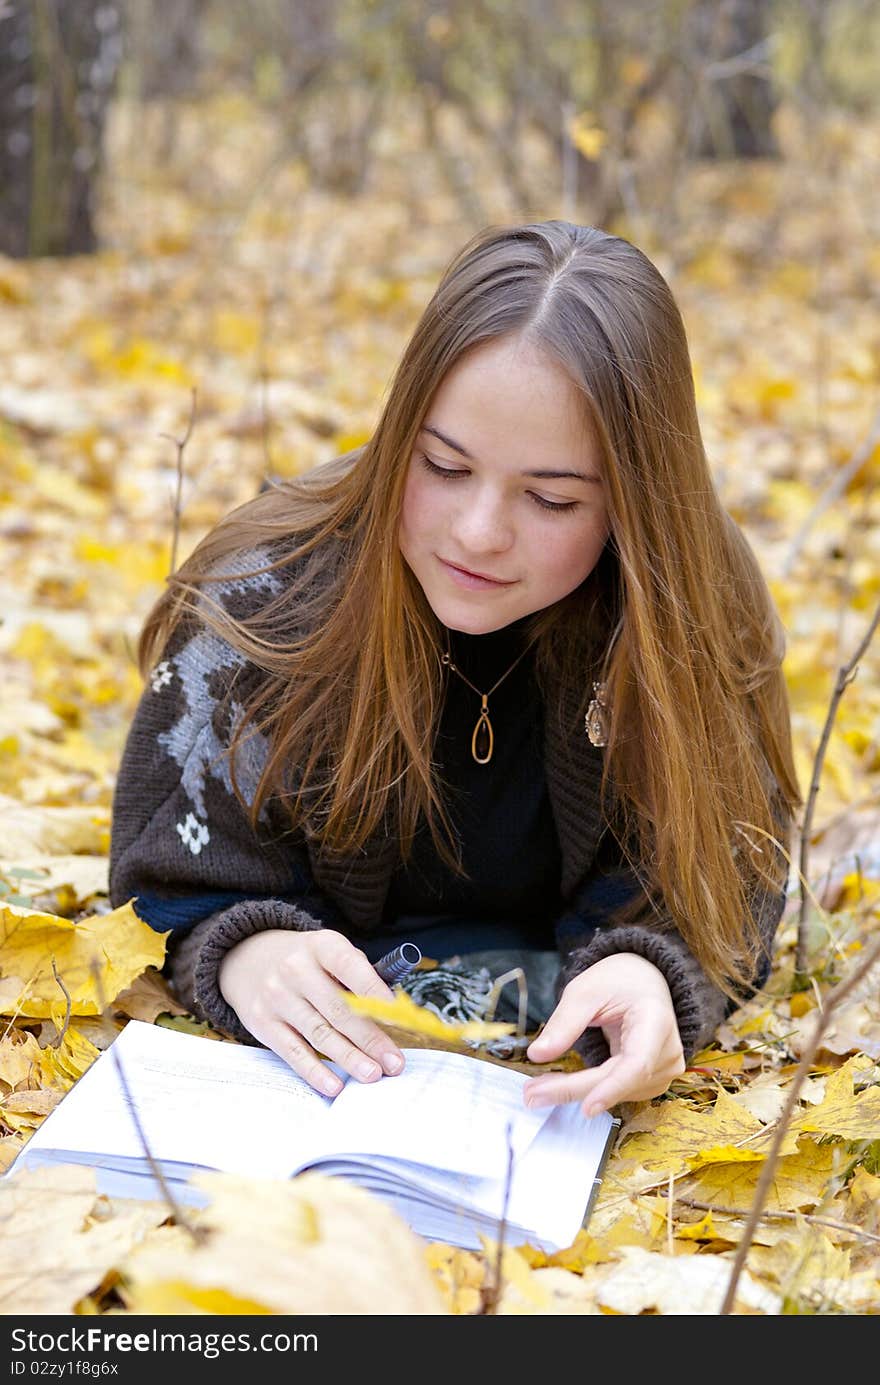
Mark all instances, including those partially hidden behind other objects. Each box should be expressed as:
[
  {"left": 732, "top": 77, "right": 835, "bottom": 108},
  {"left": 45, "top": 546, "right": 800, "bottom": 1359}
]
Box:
[{"left": 8, "top": 1020, "right": 619, "bottom": 1253}]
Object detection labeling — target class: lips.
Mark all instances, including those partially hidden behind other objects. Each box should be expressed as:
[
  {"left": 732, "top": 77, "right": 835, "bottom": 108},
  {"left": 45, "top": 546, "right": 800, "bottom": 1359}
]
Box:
[{"left": 442, "top": 559, "right": 513, "bottom": 584}]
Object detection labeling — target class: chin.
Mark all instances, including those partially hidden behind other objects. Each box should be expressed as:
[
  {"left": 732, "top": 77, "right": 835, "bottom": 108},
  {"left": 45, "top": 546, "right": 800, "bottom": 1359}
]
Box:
[{"left": 434, "top": 602, "right": 517, "bottom": 635}]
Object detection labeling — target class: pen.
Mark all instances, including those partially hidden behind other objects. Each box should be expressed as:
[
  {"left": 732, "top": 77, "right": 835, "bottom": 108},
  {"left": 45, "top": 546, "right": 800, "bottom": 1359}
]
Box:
[{"left": 374, "top": 941, "right": 422, "bottom": 985}]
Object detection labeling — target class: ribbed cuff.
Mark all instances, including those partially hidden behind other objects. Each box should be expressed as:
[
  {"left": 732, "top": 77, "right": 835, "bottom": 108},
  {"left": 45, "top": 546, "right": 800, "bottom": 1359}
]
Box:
[
  {"left": 168, "top": 898, "right": 324, "bottom": 1043},
  {"left": 557, "top": 924, "right": 724, "bottom": 1066}
]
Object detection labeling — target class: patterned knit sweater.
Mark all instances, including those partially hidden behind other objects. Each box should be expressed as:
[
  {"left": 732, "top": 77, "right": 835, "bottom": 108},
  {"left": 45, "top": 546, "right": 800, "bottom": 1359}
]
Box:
[{"left": 108, "top": 542, "right": 791, "bottom": 1066}]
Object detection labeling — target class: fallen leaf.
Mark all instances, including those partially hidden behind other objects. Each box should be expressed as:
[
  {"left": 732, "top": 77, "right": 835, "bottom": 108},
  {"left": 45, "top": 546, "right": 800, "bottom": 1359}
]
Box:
[
  {"left": 593, "top": 1245, "right": 781, "bottom": 1315},
  {"left": 793, "top": 1054, "right": 880, "bottom": 1140},
  {"left": 117, "top": 1170, "right": 448, "bottom": 1315},
  {"left": 0, "top": 1164, "right": 168, "bottom": 1313},
  {"left": 0, "top": 901, "right": 167, "bottom": 1017},
  {"left": 683, "top": 1137, "right": 844, "bottom": 1212},
  {"left": 113, "top": 967, "right": 191, "bottom": 1023},
  {"left": 346, "top": 987, "right": 515, "bottom": 1042},
  {"left": 620, "top": 1087, "right": 797, "bottom": 1178}
]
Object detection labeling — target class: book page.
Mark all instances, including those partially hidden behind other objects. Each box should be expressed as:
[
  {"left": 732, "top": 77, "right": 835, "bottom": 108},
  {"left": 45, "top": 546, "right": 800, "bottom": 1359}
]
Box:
[
  {"left": 334, "top": 1101, "right": 616, "bottom": 1249},
  {"left": 21, "top": 1020, "right": 331, "bottom": 1179},
  {"left": 307, "top": 1047, "right": 552, "bottom": 1178}
]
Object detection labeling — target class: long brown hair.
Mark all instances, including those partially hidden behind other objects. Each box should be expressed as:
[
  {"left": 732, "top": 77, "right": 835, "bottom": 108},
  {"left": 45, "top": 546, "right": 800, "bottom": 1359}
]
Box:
[{"left": 139, "top": 220, "right": 801, "bottom": 999}]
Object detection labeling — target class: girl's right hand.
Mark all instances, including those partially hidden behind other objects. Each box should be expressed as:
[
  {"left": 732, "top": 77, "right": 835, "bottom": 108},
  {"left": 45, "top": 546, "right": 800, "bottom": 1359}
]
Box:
[{"left": 218, "top": 928, "right": 406, "bottom": 1097}]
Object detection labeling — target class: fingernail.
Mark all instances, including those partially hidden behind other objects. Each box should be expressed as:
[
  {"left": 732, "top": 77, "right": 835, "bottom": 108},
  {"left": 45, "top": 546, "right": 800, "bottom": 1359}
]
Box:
[
  {"left": 383, "top": 1053, "right": 404, "bottom": 1075},
  {"left": 585, "top": 1102, "right": 603, "bottom": 1118},
  {"left": 356, "top": 1058, "right": 381, "bottom": 1081},
  {"left": 322, "top": 1073, "right": 343, "bottom": 1097}
]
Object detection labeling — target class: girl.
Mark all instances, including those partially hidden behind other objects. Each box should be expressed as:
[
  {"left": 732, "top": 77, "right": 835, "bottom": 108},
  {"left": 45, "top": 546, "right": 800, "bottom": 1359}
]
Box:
[{"left": 108, "top": 219, "right": 800, "bottom": 1121}]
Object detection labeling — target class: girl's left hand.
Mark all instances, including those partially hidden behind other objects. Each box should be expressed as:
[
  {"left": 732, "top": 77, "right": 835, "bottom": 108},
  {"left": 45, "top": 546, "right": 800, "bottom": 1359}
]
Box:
[{"left": 523, "top": 953, "right": 685, "bottom": 1117}]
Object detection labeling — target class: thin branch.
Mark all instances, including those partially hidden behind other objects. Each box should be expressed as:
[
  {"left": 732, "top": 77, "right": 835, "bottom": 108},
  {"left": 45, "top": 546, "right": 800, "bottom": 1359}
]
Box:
[
  {"left": 719, "top": 928, "right": 880, "bottom": 1314},
  {"left": 668, "top": 1195, "right": 880, "bottom": 1247},
  {"left": 90, "top": 963, "right": 205, "bottom": 1245},
  {"left": 483, "top": 1121, "right": 515, "bottom": 1315},
  {"left": 782, "top": 404, "right": 880, "bottom": 578},
  {"left": 797, "top": 595, "right": 880, "bottom": 974},
  {"left": 158, "top": 387, "right": 198, "bottom": 577},
  {"left": 49, "top": 960, "right": 71, "bottom": 1049}
]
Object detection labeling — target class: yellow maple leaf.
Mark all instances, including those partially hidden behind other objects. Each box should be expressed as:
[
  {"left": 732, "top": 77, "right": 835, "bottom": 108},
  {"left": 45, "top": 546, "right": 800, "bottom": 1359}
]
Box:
[
  {"left": 620, "top": 1088, "right": 796, "bottom": 1178},
  {"left": 345, "top": 987, "right": 515, "bottom": 1042},
  {"left": 0, "top": 901, "right": 167, "bottom": 1018},
  {"left": 684, "top": 1137, "right": 842, "bottom": 1212},
  {"left": 793, "top": 1054, "right": 880, "bottom": 1140}
]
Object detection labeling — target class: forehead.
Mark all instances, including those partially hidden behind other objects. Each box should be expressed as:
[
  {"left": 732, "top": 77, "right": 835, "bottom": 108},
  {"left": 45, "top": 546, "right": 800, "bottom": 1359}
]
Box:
[{"left": 427, "top": 337, "right": 593, "bottom": 458}]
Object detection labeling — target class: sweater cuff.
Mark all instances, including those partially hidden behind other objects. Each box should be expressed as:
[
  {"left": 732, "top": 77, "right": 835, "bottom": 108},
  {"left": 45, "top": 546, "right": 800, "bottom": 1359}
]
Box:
[
  {"left": 166, "top": 898, "right": 324, "bottom": 1043},
  {"left": 558, "top": 924, "right": 727, "bottom": 1065}
]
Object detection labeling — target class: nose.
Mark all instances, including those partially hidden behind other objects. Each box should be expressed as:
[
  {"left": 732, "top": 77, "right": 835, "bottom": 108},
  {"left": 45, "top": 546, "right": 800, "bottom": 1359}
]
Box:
[{"left": 449, "top": 486, "right": 515, "bottom": 554}]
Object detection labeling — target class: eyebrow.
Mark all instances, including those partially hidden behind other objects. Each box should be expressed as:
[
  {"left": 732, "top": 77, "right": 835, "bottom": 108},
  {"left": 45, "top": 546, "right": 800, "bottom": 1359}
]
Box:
[{"left": 419, "top": 424, "right": 601, "bottom": 483}]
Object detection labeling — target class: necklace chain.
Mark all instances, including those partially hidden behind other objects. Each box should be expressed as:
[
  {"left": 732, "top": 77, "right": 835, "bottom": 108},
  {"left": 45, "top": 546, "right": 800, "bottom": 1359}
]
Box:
[{"left": 440, "top": 640, "right": 532, "bottom": 765}]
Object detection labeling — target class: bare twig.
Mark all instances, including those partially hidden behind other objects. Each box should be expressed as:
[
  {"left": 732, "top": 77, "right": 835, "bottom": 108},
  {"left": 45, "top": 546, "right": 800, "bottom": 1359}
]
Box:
[
  {"left": 483, "top": 1121, "right": 515, "bottom": 1316},
  {"left": 90, "top": 963, "right": 205, "bottom": 1244},
  {"left": 782, "top": 405, "right": 880, "bottom": 579},
  {"left": 796, "top": 595, "right": 880, "bottom": 974},
  {"left": 667, "top": 1195, "right": 880, "bottom": 1247},
  {"left": 49, "top": 960, "right": 71, "bottom": 1049},
  {"left": 159, "top": 387, "right": 198, "bottom": 577},
  {"left": 719, "top": 928, "right": 880, "bottom": 1314}
]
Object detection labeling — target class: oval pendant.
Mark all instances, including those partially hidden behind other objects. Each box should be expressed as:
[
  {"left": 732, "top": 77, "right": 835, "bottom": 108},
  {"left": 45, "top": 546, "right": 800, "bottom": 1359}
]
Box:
[{"left": 472, "top": 711, "right": 493, "bottom": 764}]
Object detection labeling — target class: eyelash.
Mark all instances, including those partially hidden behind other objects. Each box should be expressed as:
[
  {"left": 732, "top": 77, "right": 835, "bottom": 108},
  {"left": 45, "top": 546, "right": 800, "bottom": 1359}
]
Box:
[{"left": 416, "top": 454, "right": 580, "bottom": 514}]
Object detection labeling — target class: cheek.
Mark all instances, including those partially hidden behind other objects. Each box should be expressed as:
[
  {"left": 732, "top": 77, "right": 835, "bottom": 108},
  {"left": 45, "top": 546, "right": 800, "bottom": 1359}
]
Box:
[
  {"left": 401, "top": 469, "right": 440, "bottom": 539},
  {"left": 532, "top": 517, "right": 608, "bottom": 591}
]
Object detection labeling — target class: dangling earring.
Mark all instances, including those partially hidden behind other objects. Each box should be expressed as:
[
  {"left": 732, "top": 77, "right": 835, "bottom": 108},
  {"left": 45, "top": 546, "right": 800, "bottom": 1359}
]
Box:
[{"left": 585, "top": 682, "right": 609, "bottom": 748}]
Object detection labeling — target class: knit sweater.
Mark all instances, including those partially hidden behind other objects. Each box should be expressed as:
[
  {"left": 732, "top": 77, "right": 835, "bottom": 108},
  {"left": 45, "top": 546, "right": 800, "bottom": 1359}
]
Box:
[{"left": 108, "top": 541, "right": 790, "bottom": 1066}]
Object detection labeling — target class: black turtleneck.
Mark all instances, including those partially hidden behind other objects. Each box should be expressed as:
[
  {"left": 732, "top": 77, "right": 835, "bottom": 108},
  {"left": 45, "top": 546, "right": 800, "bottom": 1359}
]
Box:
[{"left": 356, "top": 614, "right": 564, "bottom": 961}]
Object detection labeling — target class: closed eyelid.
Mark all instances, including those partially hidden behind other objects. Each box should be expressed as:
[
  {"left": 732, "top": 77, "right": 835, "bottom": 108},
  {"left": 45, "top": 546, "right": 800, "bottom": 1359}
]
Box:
[{"left": 416, "top": 453, "right": 580, "bottom": 512}]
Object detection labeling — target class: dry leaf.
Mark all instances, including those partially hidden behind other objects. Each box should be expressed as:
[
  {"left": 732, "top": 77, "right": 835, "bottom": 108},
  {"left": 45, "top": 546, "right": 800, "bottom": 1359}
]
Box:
[
  {"left": 793, "top": 1054, "right": 880, "bottom": 1140},
  {"left": 593, "top": 1245, "right": 781, "bottom": 1315},
  {"left": 620, "top": 1087, "right": 798, "bottom": 1178},
  {"left": 345, "top": 987, "right": 515, "bottom": 1042},
  {"left": 0, "top": 1164, "right": 168, "bottom": 1313},
  {"left": 0, "top": 901, "right": 167, "bottom": 1017},
  {"left": 117, "top": 1171, "right": 448, "bottom": 1315}
]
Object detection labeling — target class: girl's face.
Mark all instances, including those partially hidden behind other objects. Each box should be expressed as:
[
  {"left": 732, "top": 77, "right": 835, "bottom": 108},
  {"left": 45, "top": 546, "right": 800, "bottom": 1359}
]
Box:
[{"left": 398, "top": 334, "right": 610, "bottom": 634}]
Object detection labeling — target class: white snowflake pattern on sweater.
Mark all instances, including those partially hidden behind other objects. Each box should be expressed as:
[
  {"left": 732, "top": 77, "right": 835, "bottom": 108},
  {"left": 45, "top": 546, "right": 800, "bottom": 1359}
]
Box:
[
  {"left": 150, "top": 660, "right": 173, "bottom": 692},
  {"left": 176, "top": 812, "right": 210, "bottom": 855}
]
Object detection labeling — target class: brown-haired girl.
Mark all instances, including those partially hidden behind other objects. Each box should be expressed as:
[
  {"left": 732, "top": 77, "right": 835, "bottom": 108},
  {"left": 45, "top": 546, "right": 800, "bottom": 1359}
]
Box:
[{"left": 109, "top": 220, "right": 801, "bottom": 1121}]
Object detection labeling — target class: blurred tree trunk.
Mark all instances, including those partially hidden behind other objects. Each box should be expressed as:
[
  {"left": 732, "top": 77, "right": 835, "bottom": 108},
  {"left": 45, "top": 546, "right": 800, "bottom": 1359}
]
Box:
[
  {"left": 689, "top": 0, "right": 779, "bottom": 158},
  {"left": 122, "top": 0, "right": 208, "bottom": 162},
  {"left": 0, "top": 0, "right": 123, "bottom": 258}
]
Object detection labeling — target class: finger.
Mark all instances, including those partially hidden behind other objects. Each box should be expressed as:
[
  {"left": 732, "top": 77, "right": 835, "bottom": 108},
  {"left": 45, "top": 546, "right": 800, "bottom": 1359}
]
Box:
[
  {"left": 258, "top": 1019, "right": 346, "bottom": 1099},
  {"left": 526, "top": 983, "right": 604, "bottom": 1062},
  {"left": 316, "top": 932, "right": 399, "bottom": 1003},
  {"left": 290, "top": 981, "right": 403, "bottom": 1081},
  {"left": 524, "top": 1053, "right": 626, "bottom": 1110},
  {"left": 575, "top": 1034, "right": 682, "bottom": 1115},
  {"left": 308, "top": 941, "right": 405, "bottom": 1074}
]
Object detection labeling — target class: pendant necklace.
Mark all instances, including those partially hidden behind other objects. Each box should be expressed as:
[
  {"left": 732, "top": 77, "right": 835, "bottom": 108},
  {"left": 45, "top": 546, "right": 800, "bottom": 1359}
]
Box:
[{"left": 441, "top": 639, "right": 532, "bottom": 765}]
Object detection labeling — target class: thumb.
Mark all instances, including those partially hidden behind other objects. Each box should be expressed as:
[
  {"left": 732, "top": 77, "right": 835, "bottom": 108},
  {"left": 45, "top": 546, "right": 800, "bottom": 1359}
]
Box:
[{"left": 526, "top": 976, "right": 603, "bottom": 1060}]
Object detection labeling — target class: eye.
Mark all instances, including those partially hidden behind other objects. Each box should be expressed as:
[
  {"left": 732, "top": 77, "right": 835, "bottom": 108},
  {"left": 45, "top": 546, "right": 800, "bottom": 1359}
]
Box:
[{"left": 416, "top": 454, "right": 580, "bottom": 514}]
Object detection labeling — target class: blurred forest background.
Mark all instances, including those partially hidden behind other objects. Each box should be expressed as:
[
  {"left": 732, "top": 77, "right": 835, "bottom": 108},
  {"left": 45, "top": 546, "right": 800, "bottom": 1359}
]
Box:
[{"left": 1, "top": 0, "right": 880, "bottom": 1316}]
